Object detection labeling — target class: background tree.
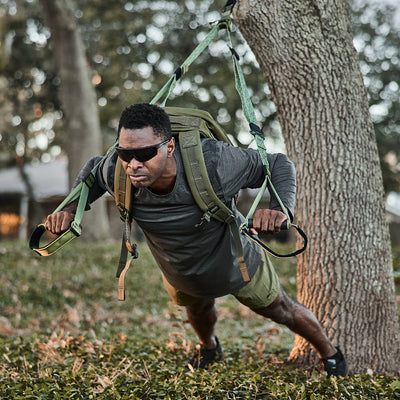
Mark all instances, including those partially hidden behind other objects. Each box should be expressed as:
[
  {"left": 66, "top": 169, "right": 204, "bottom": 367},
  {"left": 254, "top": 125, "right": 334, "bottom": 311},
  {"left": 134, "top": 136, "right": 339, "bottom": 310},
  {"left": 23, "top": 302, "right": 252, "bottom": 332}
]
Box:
[
  {"left": 351, "top": 0, "right": 400, "bottom": 193},
  {"left": 234, "top": 0, "right": 399, "bottom": 374},
  {"left": 37, "top": 0, "right": 109, "bottom": 239}
]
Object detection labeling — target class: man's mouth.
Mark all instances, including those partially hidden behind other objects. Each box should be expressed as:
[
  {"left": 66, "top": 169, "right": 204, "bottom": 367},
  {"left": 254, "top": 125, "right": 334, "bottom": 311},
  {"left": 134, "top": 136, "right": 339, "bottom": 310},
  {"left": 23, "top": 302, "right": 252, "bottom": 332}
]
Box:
[{"left": 129, "top": 175, "right": 147, "bottom": 183}]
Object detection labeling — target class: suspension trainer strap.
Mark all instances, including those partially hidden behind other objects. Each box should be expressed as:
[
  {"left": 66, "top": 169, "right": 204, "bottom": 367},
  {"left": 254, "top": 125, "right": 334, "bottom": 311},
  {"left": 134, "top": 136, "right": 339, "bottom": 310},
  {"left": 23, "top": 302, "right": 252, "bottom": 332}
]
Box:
[
  {"left": 229, "top": 43, "right": 289, "bottom": 216},
  {"left": 114, "top": 157, "right": 138, "bottom": 301},
  {"left": 226, "top": 33, "right": 308, "bottom": 257},
  {"left": 150, "top": 10, "right": 232, "bottom": 106}
]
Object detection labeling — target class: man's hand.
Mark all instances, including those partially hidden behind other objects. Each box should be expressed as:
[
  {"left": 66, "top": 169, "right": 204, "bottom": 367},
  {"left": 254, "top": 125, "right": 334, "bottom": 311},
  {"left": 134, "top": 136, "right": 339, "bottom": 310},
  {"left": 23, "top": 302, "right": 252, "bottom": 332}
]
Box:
[
  {"left": 250, "top": 209, "right": 287, "bottom": 235},
  {"left": 45, "top": 202, "right": 78, "bottom": 235}
]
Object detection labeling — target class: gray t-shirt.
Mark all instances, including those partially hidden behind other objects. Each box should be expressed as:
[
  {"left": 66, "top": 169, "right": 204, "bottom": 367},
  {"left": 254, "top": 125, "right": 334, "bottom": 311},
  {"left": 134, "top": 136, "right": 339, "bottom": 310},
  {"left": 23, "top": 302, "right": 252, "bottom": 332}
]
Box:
[{"left": 75, "top": 139, "right": 296, "bottom": 298}]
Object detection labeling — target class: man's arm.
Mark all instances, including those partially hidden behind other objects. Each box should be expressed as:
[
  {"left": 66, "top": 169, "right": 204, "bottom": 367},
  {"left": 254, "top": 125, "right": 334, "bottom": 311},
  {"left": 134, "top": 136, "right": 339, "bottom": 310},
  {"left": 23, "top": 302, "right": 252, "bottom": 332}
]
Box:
[
  {"left": 207, "top": 141, "right": 296, "bottom": 235},
  {"left": 251, "top": 152, "right": 296, "bottom": 235},
  {"left": 45, "top": 155, "right": 112, "bottom": 235}
]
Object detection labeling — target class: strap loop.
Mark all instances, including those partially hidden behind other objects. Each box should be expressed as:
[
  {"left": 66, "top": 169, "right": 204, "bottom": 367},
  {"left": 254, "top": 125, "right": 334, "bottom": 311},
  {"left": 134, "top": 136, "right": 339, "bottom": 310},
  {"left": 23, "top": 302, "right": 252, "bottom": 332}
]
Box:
[
  {"left": 229, "top": 47, "right": 240, "bottom": 60},
  {"left": 29, "top": 223, "right": 80, "bottom": 257},
  {"left": 223, "top": 0, "right": 237, "bottom": 12},
  {"left": 249, "top": 122, "right": 263, "bottom": 137},
  {"left": 174, "top": 67, "right": 183, "bottom": 81}
]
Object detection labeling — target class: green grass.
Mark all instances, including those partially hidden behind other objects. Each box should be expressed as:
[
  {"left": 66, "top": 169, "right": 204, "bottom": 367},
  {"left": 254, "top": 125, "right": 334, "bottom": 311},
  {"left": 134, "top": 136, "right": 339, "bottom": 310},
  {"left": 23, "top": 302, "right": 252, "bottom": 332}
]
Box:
[{"left": 0, "top": 240, "right": 399, "bottom": 399}]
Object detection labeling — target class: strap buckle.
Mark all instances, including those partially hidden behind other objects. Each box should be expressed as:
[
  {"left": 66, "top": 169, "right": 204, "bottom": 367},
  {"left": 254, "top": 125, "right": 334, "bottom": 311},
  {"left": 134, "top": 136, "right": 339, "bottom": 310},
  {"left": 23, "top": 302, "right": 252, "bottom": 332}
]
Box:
[{"left": 195, "top": 204, "right": 221, "bottom": 227}]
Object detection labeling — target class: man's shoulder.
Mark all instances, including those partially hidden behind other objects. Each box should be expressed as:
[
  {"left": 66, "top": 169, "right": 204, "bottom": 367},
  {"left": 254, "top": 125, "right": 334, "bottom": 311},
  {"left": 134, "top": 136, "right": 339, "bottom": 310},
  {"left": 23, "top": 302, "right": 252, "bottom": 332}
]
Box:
[
  {"left": 98, "top": 150, "right": 118, "bottom": 192},
  {"left": 200, "top": 138, "right": 240, "bottom": 157},
  {"left": 200, "top": 138, "right": 260, "bottom": 162},
  {"left": 200, "top": 138, "right": 231, "bottom": 166}
]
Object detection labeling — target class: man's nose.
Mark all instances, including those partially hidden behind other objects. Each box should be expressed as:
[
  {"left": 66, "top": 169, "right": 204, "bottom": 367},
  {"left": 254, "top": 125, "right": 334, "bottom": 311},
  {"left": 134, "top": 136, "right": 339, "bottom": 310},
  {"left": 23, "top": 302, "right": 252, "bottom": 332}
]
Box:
[{"left": 127, "top": 157, "right": 144, "bottom": 170}]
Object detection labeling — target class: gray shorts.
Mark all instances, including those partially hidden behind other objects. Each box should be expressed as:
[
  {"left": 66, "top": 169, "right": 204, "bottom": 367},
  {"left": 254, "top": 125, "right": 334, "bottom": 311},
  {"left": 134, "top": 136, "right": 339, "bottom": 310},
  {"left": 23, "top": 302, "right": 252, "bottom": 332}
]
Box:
[{"left": 162, "top": 253, "right": 281, "bottom": 309}]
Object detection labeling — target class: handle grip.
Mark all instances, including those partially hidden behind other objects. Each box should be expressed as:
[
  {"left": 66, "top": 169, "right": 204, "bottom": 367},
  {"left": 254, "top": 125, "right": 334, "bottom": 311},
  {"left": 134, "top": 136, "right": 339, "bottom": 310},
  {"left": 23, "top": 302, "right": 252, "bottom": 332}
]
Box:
[
  {"left": 29, "top": 222, "right": 81, "bottom": 256},
  {"left": 240, "top": 219, "right": 307, "bottom": 258},
  {"left": 247, "top": 218, "right": 290, "bottom": 231}
]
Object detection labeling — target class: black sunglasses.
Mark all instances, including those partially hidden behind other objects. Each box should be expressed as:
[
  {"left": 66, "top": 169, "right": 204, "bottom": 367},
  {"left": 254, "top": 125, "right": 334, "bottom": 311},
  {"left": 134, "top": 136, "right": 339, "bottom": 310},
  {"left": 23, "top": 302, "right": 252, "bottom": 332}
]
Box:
[{"left": 116, "top": 139, "right": 170, "bottom": 163}]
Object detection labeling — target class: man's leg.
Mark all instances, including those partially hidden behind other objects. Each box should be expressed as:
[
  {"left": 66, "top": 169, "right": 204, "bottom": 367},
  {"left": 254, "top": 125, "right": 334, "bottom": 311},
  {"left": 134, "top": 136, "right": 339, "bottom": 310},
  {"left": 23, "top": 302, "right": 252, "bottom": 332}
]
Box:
[
  {"left": 185, "top": 298, "right": 223, "bottom": 369},
  {"left": 161, "top": 275, "right": 222, "bottom": 368},
  {"left": 252, "top": 287, "right": 336, "bottom": 359},
  {"left": 185, "top": 298, "right": 218, "bottom": 349},
  {"left": 164, "top": 278, "right": 218, "bottom": 349},
  {"left": 234, "top": 257, "right": 348, "bottom": 376}
]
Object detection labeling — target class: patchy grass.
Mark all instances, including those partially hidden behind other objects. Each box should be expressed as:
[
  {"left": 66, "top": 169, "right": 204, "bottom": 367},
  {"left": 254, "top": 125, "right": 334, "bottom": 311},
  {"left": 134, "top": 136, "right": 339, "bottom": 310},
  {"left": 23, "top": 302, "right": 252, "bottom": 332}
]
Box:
[{"left": 0, "top": 240, "right": 399, "bottom": 399}]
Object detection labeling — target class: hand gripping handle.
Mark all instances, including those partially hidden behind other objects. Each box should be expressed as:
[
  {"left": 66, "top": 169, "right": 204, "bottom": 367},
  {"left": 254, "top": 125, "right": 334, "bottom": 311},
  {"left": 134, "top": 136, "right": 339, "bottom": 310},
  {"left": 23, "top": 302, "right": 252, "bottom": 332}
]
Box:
[
  {"left": 29, "top": 172, "right": 96, "bottom": 257},
  {"left": 247, "top": 218, "right": 291, "bottom": 231},
  {"left": 29, "top": 222, "right": 81, "bottom": 256},
  {"left": 240, "top": 219, "right": 307, "bottom": 258}
]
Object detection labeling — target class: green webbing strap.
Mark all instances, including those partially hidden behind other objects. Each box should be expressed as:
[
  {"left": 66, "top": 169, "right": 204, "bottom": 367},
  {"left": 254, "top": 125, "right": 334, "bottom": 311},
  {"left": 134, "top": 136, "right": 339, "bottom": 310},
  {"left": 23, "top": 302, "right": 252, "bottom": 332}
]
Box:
[
  {"left": 227, "top": 34, "right": 290, "bottom": 223},
  {"left": 29, "top": 172, "right": 95, "bottom": 256},
  {"left": 150, "top": 10, "right": 232, "bottom": 106},
  {"left": 227, "top": 41, "right": 308, "bottom": 257}
]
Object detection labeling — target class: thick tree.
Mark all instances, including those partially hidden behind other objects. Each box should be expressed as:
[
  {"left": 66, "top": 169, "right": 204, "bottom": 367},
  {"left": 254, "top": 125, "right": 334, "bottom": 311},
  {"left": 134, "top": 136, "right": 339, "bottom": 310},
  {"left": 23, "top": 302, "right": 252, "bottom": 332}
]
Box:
[
  {"left": 234, "top": 0, "right": 399, "bottom": 374},
  {"left": 39, "top": 0, "right": 109, "bottom": 239}
]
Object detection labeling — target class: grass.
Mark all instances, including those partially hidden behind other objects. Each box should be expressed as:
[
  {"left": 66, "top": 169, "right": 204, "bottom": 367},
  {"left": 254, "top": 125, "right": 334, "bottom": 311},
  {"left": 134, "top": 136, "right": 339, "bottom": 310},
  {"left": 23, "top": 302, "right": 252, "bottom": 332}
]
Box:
[{"left": 0, "top": 240, "right": 399, "bottom": 399}]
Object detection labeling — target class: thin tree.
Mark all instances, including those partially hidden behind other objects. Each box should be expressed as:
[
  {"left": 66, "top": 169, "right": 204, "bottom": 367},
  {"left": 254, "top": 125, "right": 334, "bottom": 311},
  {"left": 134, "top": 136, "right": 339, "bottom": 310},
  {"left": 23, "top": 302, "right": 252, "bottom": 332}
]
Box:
[
  {"left": 234, "top": 0, "right": 399, "bottom": 374},
  {"left": 39, "top": 0, "right": 109, "bottom": 239}
]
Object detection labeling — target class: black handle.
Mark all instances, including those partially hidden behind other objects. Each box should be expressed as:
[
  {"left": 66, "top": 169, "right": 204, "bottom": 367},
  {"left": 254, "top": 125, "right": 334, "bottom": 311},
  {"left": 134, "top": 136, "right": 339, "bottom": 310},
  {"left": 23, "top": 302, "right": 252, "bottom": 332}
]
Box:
[
  {"left": 247, "top": 218, "right": 290, "bottom": 231},
  {"left": 241, "top": 221, "right": 307, "bottom": 258},
  {"left": 29, "top": 222, "right": 80, "bottom": 256}
]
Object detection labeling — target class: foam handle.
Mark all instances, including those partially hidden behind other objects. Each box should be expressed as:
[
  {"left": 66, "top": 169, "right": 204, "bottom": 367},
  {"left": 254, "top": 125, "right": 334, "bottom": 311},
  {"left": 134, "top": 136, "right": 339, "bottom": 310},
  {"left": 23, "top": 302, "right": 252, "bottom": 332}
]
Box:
[{"left": 247, "top": 218, "right": 290, "bottom": 230}]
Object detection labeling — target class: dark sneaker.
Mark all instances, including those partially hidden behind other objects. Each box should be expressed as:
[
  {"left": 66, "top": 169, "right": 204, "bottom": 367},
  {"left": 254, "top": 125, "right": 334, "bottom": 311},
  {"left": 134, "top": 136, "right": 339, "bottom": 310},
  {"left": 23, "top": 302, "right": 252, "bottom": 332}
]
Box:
[
  {"left": 323, "top": 347, "right": 348, "bottom": 377},
  {"left": 188, "top": 336, "right": 223, "bottom": 369}
]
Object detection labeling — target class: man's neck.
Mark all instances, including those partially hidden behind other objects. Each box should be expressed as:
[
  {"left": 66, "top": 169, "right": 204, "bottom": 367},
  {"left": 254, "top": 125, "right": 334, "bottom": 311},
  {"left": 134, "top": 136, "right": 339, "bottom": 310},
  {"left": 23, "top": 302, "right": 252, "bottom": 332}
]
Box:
[{"left": 149, "top": 158, "right": 177, "bottom": 195}]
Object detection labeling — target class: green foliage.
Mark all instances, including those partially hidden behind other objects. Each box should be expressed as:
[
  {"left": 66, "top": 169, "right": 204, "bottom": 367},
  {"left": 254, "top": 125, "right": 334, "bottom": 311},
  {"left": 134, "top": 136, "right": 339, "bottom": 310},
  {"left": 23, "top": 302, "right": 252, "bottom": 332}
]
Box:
[
  {"left": 0, "top": 0, "right": 275, "bottom": 169},
  {"left": 1, "top": 0, "right": 399, "bottom": 192},
  {"left": 0, "top": 241, "right": 399, "bottom": 398},
  {"left": 351, "top": 0, "right": 400, "bottom": 193}
]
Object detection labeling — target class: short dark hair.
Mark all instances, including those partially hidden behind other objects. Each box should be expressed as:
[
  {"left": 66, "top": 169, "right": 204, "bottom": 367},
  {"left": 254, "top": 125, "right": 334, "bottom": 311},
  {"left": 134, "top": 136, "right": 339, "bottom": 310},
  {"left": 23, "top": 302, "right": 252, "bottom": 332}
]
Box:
[{"left": 117, "top": 103, "right": 171, "bottom": 140}]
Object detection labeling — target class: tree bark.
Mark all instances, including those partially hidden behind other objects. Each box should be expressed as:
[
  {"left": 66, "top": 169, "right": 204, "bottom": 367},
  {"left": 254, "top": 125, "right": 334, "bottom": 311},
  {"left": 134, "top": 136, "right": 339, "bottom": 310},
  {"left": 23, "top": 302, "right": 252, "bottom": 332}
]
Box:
[
  {"left": 234, "top": 0, "right": 400, "bottom": 374},
  {"left": 39, "top": 0, "right": 109, "bottom": 239}
]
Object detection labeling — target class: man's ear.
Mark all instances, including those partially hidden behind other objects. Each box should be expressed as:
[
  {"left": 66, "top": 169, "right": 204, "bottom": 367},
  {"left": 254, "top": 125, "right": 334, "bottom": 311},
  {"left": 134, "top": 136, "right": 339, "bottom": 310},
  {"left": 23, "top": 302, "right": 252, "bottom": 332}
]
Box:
[{"left": 167, "top": 137, "right": 175, "bottom": 157}]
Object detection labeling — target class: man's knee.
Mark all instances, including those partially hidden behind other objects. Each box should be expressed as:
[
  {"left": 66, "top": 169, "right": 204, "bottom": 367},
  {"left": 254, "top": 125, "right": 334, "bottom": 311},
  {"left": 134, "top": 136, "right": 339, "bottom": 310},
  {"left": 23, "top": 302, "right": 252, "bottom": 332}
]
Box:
[
  {"left": 186, "top": 298, "right": 216, "bottom": 316},
  {"left": 253, "top": 288, "right": 298, "bottom": 323}
]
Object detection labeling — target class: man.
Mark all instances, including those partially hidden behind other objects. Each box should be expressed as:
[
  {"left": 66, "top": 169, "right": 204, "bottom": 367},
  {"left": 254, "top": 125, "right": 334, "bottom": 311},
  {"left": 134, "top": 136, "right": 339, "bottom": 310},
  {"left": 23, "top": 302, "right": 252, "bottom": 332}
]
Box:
[{"left": 46, "top": 103, "right": 348, "bottom": 376}]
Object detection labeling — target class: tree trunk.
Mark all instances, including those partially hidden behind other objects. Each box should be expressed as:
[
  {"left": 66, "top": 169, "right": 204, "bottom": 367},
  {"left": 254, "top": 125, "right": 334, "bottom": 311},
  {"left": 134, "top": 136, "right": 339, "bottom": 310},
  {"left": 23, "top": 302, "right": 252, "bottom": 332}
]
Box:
[
  {"left": 39, "top": 0, "right": 109, "bottom": 240},
  {"left": 234, "top": 0, "right": 400, "bottom": 374}
]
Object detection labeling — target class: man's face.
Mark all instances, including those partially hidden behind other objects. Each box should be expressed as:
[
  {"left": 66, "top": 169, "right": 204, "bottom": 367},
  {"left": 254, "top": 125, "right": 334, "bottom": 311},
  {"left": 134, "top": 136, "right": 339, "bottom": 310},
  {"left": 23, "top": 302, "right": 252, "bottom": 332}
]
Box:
[{"left": 118, "top": 126, "right": 175, "bottom": 191}]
